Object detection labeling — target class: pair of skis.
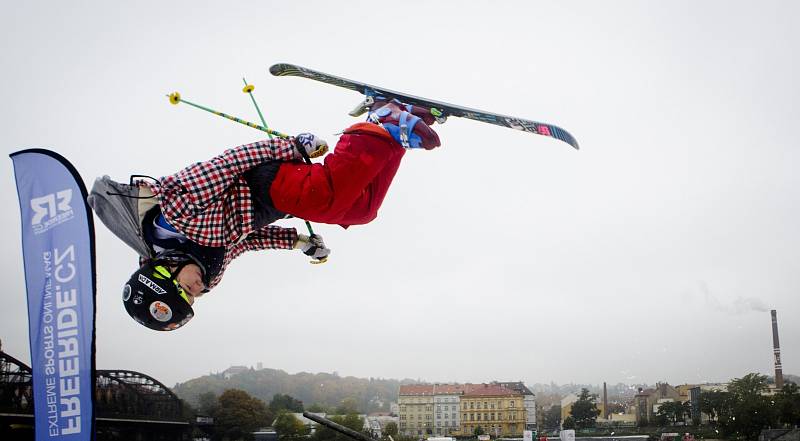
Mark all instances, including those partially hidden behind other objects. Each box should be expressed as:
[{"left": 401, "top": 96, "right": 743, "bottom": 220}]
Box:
[{"left": 269, "top": 63, "right": 579, "bottom": 150}]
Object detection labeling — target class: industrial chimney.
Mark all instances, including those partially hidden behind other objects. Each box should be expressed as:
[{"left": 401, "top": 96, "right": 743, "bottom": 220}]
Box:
[
  {"left": 603, "top": 382, "right": 608, "bottom": 419},
  {"left": 771, "top": 310, "right": 784, "bottom": 389}
]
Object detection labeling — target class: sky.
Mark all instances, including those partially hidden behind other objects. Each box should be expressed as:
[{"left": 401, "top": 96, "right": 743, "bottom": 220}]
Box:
[{"left": 1, "top": 1, "right": 798, "bottom": 390}]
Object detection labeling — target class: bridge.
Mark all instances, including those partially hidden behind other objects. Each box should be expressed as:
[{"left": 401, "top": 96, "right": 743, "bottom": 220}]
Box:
[{"left": 1, "top": 349, "right": 191, "bottom": 440}]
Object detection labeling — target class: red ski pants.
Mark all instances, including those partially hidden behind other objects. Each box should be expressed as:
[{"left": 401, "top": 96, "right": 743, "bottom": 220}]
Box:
[{"left": 269, "top": 123, "right": 405, "bottom": 226}]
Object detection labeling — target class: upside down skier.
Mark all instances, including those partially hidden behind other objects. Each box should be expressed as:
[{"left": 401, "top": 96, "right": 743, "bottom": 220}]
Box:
[{"left": 88, "top": 99, "right": 440, "bottom": 331}]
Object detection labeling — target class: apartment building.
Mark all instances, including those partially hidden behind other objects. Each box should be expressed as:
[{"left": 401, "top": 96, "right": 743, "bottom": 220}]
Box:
[
  {"left": 433, "top": 384, "right": 463, "bottom": 436},
  {"left": 460, "top": 384, "right": 524, "bottom": 437},
  {"left": 398, "top": 385, "right": 435, "bottom": 436},
  {"left": 498, "top": 382, "right": 537, "bottom": 431}
]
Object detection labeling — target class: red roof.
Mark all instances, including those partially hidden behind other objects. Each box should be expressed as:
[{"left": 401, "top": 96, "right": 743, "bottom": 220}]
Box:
[
  {"left": 463, "top": 384, "right": 519, "bottom": 397},
  {"left": 399, "top": 385, "right": 434, "bottom": 395},
  {"left": 433, "top": 384, "right": 466, "bottom": 394}
]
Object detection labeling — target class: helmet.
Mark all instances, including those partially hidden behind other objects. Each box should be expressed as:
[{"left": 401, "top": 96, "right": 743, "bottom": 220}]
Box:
[{"left": 123, "top": 252, "right": 197, "bottom": 331}]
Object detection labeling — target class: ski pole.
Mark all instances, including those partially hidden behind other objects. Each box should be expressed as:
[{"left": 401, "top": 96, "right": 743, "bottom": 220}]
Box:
[
  {"left": 241, "top": 79, "right": 272, "bottom": 140},
  {"left": 240, "top": 79, "right": 324, "bottom": 263},
  {"left": 167, "top": 92, "right": 290, "bottom": 139}
]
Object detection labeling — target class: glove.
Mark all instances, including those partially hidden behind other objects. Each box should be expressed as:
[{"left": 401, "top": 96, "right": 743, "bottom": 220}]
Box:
[
  {"left": 294, "top": 133, "right": 329, "bottom": 160},
  {"left": 296, "top": 234, "right": 330, "bottom": 260}
]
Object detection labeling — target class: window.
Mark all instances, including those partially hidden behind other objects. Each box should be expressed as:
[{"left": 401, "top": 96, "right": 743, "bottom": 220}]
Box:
[
  {"left": 477, "top": 413, "right": 482, "bottom": 421},
  {"left": 484, "top": 402, "right": 488, "bottom": 409},
  {"left": 452, "top": 413, "right": 456, "bottom": 420},
  {"left": 437, "top": 405, "right": 441, "bottom": 411},
  {"left": 470, "top": 414, "right": 474, "bottom": 421},
  {"left": 444, "top": 413, "right": 448, "bottom": 419},
  {"left": 463, "top": 403, "right": 467, "bottom": 410},
  {"left": 470, "top": 402, "right": 474, "bottom": 410},
  {"left": 491, "top": 413, "right": 495, "bottom": 421},
  {"left": 510, "top": 401, "right": 515, "bottom": 408}
]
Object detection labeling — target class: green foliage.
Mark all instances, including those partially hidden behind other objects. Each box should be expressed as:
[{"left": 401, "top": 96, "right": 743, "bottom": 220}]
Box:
[
  {"left": 569, "top": 388, "right": 600, "bottom": 429},
  {"left": 270, "top": 394, "right": 304, "bottom": 414},
  {"left": 562, "top": 416, "right": 576, "bottom": 430},
  {"left": 382, "top": 421, "right": 398, "bottom": 439},
  {"left": 655, "top": 401, "right": 690, "bottom": 425},
  {"left": 699, "top": 390, "right": 727, "bottom": 424},
  {"left": 712, "top": 373, "right": 777, "bottom": 441},
  {"left": 544, "top": 404, "right": 561, "bottom": 428},
  {"left": 473, "top": 426, "right": 485, "bottom": 436},
  {"left": 198, "top": 391, "right": 219, "bottom": 415},
  {"left": 274, "top": 412, "right": 310, "bottom": 440},
  {"left": 312, "top": 414, "right": 365, "bottom": 441},
  {"left": 307, "top": 403, "right": 327, "bottom": 413},
  {"left": 214, "top": 389, "right": 271, "bottom": 441},
  {"left": 174, "top": 369, "right": 404, "bottom": 414},
  {"left": 335, "top": 397, "right": 360, "bottom": 415},
  {"left": 775, "top": 382, "right": 800, "bottom": 427}
]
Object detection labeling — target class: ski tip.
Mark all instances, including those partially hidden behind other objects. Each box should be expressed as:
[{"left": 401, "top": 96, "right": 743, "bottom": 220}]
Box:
[{"left": 269, "top": 63, "right": 297, "bottom": 77}]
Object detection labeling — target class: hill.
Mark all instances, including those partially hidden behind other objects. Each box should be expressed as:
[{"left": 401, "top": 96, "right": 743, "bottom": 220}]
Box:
[{"left": 173, "top": 368, "right": 415, "bottom": 412}]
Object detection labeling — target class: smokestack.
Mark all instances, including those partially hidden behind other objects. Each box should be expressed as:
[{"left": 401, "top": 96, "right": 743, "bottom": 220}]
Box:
[
  {"left": 771, "top": 310, "right": 784, "bottom": 389},
  {"left": 603, "top": 382, "right": 608, "bottom": 419}
]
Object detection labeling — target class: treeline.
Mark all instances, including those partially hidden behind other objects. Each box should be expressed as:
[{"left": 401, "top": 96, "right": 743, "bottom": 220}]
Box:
[
  {"left": 174, "top": 368, "right": 415, "bottom": 413},
  {"left": 699, "top": 374, "right": 800, "bottom": 440},
  {"left": 193, "top": 389, "right": 401, "bottom": 441}
]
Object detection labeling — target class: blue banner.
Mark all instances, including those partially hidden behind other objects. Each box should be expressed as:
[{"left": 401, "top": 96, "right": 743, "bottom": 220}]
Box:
[{"left": 10, "top": 149, "right": 96, "bottom": 441}]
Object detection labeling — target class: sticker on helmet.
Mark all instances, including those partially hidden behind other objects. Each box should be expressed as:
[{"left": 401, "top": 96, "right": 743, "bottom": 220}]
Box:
[
  {"left": 149, "top": 301, "right": 173, "bottom": 322},
  {"left": 123, "top": 284, "right": 132, "bottom": 301},
  {"left": 138, "top": 273, "right": 167, "bottom": 295},
  {"left": 133, "top": 295, "right": 143, "bottom": 305}
]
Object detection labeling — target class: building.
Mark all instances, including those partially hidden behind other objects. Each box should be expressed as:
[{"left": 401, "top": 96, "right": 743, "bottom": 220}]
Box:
[
  {"left": 632, "top": 383, "right": 681, "bottom": 425},
  {"left": 367, "top": 413, "right": 399, "bottom": 438},
  {"left": 399, "top": 385, "right": 435, "bottom": 436},
  {"left": 223, "top": 365, "right": 249, "bottom": 379},
  {"left": 499, "top": 382, "right": 537, "bottom": 430},
  {"left": 433, "top": 384, "right": 463, "bottom": 436},
  {"left": 560, "top": 393, "right": 578, "bottom": 422},
  {"left": 460, "top": 383, "right": 524, "bottom": 437}
]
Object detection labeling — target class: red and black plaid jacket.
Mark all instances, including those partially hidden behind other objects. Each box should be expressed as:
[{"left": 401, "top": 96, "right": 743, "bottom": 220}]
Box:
[{"left": 143, "top": 138, "right": 303, "bottom": 289}]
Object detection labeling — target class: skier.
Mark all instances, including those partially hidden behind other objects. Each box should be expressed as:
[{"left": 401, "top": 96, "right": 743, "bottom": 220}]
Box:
[{"left": 88, "top": 99, "right": 440, "bottom": 331}]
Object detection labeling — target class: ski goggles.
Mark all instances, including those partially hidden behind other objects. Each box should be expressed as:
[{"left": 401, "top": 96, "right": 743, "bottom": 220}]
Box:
[{"left": 152, "top": 264, "right": 193, "bottom": 305}]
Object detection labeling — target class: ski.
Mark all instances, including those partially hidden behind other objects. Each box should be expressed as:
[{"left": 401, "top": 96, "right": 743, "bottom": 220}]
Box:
[{"left": 269, "top": 63, "right": 579, "bottom": 150}]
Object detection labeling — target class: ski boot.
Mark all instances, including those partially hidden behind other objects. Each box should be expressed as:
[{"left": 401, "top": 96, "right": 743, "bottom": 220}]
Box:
[{"left": 367, "top": 98, "right": 441, "bottom": 150}]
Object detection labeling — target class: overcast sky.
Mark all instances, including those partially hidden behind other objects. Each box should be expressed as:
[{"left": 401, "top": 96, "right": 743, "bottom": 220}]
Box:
[{"left": 2, "top": 1, "right": 798, "bottom": 389}]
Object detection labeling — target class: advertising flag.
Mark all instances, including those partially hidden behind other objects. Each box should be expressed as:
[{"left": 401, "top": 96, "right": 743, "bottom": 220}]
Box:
[{"left": 10, "top": 149, "right": 96, "bottom": 441}]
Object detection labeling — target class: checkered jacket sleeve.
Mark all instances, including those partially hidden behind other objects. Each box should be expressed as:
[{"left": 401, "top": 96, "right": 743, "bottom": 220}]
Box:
[
  {"left": 151, "top": 138, "right": 301, "bottom": 247},
  {"left": 206, "top": 225, "right": 298, "bottom": 289}
]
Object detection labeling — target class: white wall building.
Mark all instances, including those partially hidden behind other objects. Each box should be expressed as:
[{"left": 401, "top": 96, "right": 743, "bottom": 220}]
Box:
[{"left": 433, "top": 385, "right": 463, "bottom": 436}]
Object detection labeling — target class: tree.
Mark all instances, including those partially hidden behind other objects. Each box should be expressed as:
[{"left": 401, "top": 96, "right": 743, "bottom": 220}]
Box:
[
  {"left": 335, "top": 397, "right": 360, "bottom": 415},
  {"left": 774, "top": 382, "right": 800, "bottom": 428},
  {"left": 474, "top": 426, "right": 485, "bottom": 436},
  {"left": 198, "top": 391, "right": 219, "bottom": 415},
  {"left": 214, "top": 389, "right": 271, "bottom": 441},
  {"left": 382, "top": 421, "right": 398, "bottom": 439},
  {"left": 655, "top": 401, "right": 690, "bottom": 425},
  {"left": 562, "top": 416, "right": 576, "bottom": 430},
  {"left": 544, "top": 405, "right": 561, "bottom": 429},
  {"left": 569, "top": 388, "right": 600, "bottom": 429},
  {"left": 274, "top": 412, "right": 310, "bottom": 440},
  {"left": 718, "top": 373, "right": 777, "bottom": 441},
  {"left": 699, "top": 390, "right": 728, "bottom": 425},
  {"left": 313, "top": 414, "right": 365, "bottom": 441},
  {"left": 270, "top": 394, "right": 304, "bottom": 414},
  {"left": 307, "top": 403, "right": 327, "bottom": 413}
]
